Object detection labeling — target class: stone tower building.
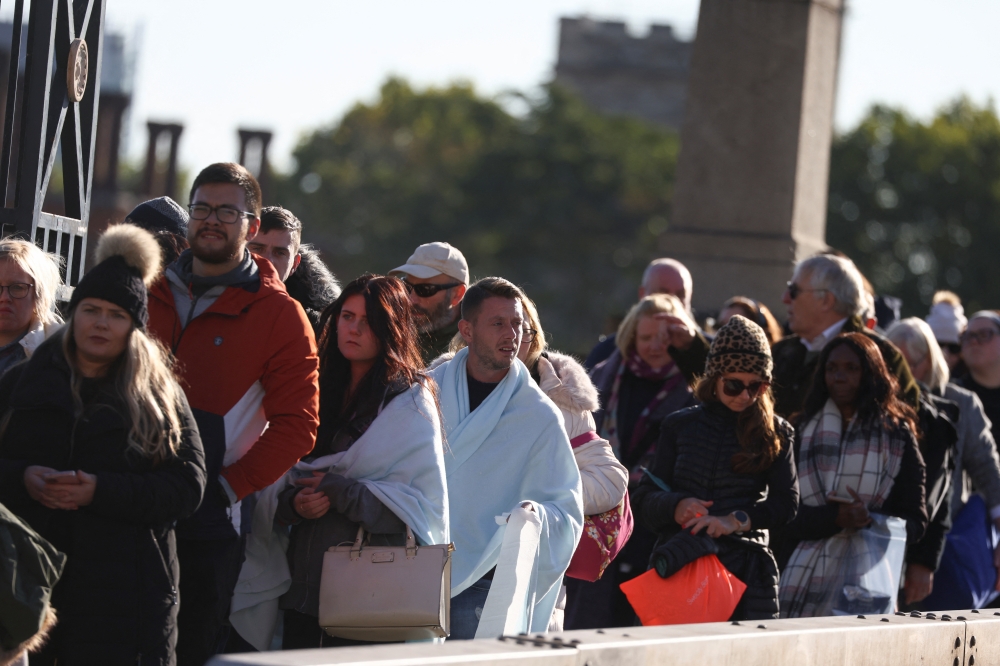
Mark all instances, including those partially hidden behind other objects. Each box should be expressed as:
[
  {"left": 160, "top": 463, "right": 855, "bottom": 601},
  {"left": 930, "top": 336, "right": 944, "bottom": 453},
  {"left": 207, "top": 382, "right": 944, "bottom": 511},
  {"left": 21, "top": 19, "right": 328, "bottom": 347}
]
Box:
[{"left": 554, "top": 16, "right": 692, "bottom": 131}]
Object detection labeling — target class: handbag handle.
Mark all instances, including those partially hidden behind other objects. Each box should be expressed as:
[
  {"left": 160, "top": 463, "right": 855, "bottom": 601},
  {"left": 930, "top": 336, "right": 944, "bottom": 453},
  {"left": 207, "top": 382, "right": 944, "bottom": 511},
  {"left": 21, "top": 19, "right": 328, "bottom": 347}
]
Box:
[{"left": 349, "top": 524, "right": 418, "bottom": 560}]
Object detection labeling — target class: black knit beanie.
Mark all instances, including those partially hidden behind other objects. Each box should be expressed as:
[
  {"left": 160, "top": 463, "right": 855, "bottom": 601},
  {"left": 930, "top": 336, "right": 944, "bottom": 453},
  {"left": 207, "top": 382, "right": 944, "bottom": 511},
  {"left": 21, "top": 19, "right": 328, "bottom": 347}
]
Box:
[
  {"left": 125, "top": 196, "right": 188, "bottom": 237},
  {"left": 68, "top": 224, "right": 162, "bottom": 329}
]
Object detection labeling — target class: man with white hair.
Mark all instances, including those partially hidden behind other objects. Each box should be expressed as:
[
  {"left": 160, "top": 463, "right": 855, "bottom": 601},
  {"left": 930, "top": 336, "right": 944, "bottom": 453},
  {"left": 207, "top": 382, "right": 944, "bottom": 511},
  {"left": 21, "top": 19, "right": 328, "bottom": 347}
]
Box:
[
  {"left": 584, "top": 257, "right": 705, "bottom": 372},
  {"left": 771, "top": 254, "right": 919, "bottom": 418}
]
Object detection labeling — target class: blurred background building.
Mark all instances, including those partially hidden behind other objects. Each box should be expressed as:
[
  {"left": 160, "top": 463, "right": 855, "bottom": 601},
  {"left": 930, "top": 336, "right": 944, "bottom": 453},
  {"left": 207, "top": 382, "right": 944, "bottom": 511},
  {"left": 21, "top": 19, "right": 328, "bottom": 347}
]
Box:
[{"left": 554, "top": 17, "right": 692, "bottom": 131}]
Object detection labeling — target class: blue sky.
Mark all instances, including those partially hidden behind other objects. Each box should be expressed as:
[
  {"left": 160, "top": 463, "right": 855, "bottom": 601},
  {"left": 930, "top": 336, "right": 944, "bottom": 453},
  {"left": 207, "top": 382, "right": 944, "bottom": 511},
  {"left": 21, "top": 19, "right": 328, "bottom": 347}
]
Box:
[{"left": 60, "top": 0, "right": 1000, "bottom": 175}]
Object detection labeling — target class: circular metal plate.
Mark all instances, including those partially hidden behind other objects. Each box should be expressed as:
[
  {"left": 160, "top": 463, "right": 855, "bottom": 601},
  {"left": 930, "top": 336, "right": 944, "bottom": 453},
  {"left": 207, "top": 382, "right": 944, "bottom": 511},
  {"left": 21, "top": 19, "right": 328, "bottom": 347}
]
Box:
[{"left": 67, "top": 38, "right": 88, "bottom": 103}]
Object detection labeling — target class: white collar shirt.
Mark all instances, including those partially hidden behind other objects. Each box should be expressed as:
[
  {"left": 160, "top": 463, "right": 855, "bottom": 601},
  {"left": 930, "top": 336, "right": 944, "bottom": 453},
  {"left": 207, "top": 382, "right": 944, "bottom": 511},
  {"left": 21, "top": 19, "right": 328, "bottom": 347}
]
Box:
[{"left": 801, "top": 317, "right": 848, "bottom": 353}]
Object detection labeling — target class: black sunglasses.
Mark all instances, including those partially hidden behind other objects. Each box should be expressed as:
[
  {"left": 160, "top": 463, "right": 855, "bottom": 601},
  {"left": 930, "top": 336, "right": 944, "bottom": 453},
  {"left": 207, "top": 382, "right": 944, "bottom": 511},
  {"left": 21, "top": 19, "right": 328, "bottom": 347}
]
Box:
[
  {"left": 721, "top": 378, "right": 769, "bottom": 398},
  {"left": 403, "top": 281, "right": 462, "bottom": 298},
  {"left": 786, "top": 281, "right": 826, "bottom": 300}
]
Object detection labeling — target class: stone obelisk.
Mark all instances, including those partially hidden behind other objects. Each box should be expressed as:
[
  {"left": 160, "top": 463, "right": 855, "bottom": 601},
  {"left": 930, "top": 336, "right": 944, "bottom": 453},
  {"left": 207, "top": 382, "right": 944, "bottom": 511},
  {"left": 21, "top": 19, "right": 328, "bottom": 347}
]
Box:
[{"left": 664, "top": 0, "right": 844, "bottom": 315}]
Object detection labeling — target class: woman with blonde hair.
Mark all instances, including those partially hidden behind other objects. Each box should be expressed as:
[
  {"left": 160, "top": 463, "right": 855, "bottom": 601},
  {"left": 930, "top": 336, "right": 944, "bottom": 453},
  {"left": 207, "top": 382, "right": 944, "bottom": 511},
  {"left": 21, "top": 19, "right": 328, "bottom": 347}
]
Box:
[
  {"left": 888, "top": 317, "right": 1000, "bottom": 605},
  {"left": 562, "top": 294, "right": 700, "bottom": 628},
  {"left": 0, "top": 224, "right": 206, "bottom": 665},
  {"left": 0, "top": 238, "right": 64, "bottom": 375}
]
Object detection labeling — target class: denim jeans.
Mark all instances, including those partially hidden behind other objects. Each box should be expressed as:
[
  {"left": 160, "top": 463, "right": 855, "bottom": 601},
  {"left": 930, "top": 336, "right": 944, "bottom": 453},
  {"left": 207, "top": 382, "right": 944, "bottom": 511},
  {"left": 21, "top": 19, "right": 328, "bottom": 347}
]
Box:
[{"left": 449, "top": 577, "right": 492, "bottom": 640}]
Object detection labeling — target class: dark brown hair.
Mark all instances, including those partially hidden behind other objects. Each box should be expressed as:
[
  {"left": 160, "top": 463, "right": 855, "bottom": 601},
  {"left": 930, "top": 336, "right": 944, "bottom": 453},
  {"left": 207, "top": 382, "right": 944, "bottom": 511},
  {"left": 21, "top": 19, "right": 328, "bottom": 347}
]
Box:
[
  {"left": 695, "top": 373, "right": 783, "bottom": 474},
  {"left": 460, "top": 276, "right": 525, "bottom": 322},
  {"left": 801, "top": 332, "right": 918, "bottom": 437},
  {"left": 189, "top": 162, "right": 262, "bottom": 218},
  {"left": 259, "top": 206, "right": 302, "bottom": 248},
  {"left": 317, "top": 274, "right": 431, "bottom": 430},
  {"left": 720, "top": 296, "right": 784, "bottom": 346}
]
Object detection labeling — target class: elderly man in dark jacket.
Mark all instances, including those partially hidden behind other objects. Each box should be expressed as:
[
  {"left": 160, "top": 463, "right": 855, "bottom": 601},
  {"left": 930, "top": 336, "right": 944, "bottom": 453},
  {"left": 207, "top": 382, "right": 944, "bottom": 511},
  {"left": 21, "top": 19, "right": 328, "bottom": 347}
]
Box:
[{"left": 771, "top": 254, "right": 919, "bottom": 419}]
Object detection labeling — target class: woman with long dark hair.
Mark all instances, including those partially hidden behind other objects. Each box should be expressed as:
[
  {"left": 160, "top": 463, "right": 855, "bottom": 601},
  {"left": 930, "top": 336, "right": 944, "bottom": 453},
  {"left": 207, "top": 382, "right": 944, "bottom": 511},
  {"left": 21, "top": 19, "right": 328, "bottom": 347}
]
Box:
[
  {"left": 633, "top": 315, "right": 799, "bottom": 621},
  {"left": 777, "top": 333, "right": 927, "bottom": 618},
  {"left": 242, "top": 274, "right": 448, "bottom": 650},
  {"left": 0, "top": 225, "right": 206, "bottom": 665}
]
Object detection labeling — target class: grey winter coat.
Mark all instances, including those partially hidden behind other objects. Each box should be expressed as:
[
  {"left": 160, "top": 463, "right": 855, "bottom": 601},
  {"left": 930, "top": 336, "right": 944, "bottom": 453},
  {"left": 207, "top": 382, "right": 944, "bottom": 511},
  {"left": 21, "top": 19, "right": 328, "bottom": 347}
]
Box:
[{"left": 945, "top": 383, "right": 1000, "bottom": 521}]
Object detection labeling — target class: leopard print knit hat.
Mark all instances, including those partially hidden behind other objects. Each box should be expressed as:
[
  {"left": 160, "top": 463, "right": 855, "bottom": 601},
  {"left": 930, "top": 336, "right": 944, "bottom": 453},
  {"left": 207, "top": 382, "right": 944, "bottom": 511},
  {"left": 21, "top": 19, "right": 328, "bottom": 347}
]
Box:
[{"left": 705, "top": 314, "right": 773, "bottom": 381}]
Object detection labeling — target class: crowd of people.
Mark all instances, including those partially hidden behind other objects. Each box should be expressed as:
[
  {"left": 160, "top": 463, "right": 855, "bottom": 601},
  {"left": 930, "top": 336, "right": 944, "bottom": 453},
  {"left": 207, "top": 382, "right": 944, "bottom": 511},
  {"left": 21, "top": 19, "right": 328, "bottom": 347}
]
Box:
[{"left": 1, "top": 161, "right": 999, "bottom": 665}]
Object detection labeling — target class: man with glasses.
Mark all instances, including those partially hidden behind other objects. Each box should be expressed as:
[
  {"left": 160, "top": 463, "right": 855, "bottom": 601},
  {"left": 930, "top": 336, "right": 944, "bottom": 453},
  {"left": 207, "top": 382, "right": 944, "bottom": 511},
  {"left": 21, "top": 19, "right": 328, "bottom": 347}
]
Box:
[
  {"left": 958, "top": 312, "right": 1000, "bottom": 446},
  {"left": 147, "top": 163, "right": 320, "bottom": 665},
  {"left": 0, "top": 238, "right": 62, "bottom": 376},
  {"left": 770, "top": 254, "right": 919, "bottom": 418},
  {"left": 390, "top": 241, "right": 469, "bottom": 365}
]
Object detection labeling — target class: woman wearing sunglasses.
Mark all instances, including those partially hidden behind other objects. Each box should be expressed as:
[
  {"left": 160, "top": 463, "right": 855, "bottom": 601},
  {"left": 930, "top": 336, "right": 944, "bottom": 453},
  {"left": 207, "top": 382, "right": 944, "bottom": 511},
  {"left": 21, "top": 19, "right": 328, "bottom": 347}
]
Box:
[
  {"left": 632, "top": 315, "right": 799, "bottom": 621},
  {"left": 957, "top": 311, "right": 1000, "bottom": 448},
  {"left": 776, "top": 333, "right": 927, "bottom": 618}
]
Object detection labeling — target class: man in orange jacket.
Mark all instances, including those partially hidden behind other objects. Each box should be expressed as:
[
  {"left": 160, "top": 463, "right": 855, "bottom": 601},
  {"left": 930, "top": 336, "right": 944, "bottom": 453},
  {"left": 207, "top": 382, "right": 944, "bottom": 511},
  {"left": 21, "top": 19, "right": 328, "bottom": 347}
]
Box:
[{"left": 146, "top": 163, "right": 319, "bottom": 665}]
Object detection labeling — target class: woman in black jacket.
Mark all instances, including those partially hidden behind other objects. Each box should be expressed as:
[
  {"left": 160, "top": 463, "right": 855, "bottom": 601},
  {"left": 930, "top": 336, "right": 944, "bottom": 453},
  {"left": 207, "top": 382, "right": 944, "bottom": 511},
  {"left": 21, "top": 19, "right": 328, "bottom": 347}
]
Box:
[
  {"left": 633, "top": 315, "right": 799, "bottom": 621},
  {"left": 775, "top": 333, "right": 927, "bottom": 618},
  {"left": 0, "top": 225, "right": 206, "bottom": 666}
]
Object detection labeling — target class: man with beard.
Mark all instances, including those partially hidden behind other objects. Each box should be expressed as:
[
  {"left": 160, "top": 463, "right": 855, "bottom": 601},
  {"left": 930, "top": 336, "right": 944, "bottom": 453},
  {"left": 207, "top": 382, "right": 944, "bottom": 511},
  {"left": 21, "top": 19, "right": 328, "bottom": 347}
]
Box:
[
  {"left": 146, "top": 163, "right": 320, "bottom": 665},
  {"left": 390, "top": 242, "right": 469, "bottom": 365},
  {"left": 427, "top": 277, "right": 582, "bottom": 639}
]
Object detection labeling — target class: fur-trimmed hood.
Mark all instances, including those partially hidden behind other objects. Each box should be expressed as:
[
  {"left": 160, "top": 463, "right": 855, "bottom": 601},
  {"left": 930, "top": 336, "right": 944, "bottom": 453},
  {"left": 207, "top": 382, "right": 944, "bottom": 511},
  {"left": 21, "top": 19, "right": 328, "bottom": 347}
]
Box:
[
  {"left": 537, "top": 351, "right": 600, "bottom": 413},
  {"left": 426, "top": 349, "right": 599, "bottom": 414},
  {"left": 285, "top": 244, "right": 341, "bottom": 316}
]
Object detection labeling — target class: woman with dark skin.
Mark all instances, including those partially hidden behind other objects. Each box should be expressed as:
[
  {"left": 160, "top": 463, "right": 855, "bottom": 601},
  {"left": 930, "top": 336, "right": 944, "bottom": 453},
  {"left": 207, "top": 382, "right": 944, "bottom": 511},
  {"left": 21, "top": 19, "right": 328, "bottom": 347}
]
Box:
[{"left": 776, "top": 333, "right": 928, "bottom": 618}]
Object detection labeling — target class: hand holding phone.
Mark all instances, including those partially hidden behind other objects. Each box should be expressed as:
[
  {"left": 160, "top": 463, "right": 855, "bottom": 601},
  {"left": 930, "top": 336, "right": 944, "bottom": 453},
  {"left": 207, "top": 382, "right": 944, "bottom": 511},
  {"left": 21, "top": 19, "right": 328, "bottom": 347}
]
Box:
[{"left": 44, "top": 470, "right": 81, "bottom": 485}]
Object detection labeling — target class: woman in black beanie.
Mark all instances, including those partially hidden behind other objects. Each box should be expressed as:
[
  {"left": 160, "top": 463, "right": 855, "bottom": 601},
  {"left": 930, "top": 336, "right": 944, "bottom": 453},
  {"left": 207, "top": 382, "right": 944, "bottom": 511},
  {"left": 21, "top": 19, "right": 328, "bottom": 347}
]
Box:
[
  {"left": 0, "top": 224, "right": 206, "bottom": 665},
  {"left": 632, "top": 315, "right": 800, "bottom": 621}
]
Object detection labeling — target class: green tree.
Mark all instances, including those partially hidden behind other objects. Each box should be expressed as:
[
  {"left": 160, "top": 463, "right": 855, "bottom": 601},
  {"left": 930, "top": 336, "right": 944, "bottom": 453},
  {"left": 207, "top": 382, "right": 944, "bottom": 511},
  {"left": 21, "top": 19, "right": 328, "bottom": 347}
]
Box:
[
  {"left": 273, "top": 78, "right": 680, "bottom": 354},
  {"left": 827, "top": 98, "right": 1000, "bottom": 314}
]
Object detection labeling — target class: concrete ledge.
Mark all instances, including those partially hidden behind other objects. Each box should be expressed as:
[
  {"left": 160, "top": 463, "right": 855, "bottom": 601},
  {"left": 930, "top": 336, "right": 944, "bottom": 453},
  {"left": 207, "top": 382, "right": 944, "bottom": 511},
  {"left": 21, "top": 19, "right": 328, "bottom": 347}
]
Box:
[{"left": 209, "top": 609, "right": 997, "bottom": 665}]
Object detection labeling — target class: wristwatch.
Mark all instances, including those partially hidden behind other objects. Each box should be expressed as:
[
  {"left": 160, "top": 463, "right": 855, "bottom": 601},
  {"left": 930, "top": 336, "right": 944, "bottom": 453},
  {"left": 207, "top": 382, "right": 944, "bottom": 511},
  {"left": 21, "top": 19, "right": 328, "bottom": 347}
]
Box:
[{"left": 732, "top": 510, "right": 751, "bottom": 534}]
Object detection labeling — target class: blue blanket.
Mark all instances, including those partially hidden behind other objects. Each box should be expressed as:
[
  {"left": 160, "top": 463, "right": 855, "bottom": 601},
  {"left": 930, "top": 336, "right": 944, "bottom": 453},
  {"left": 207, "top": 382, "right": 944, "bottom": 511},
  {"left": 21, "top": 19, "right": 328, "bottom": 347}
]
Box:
[
  {"left": 429, "top": 348, "right": 583, "bottom": 634},
  {"left": 230, "top": 381, "right": 449, "bottom": 649}
]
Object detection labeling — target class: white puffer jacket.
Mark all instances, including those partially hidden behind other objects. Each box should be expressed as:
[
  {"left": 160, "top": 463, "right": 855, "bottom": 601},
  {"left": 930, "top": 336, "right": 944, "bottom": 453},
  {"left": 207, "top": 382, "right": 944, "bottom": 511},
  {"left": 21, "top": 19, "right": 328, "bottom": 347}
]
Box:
[
  {"left": 430, "top": 349, "right": 628, "bottom": 515},
  {"left": 536, "top": 352, "right": 628, "bottom": 515}
]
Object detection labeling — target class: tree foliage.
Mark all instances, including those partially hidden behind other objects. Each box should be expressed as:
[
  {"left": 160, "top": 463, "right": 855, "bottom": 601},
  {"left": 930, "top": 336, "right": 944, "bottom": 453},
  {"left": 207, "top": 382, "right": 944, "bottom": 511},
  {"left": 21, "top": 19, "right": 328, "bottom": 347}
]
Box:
[
  {"left": 273, "top": 78, "right": 680, "bottom": 354},
  {"left": 827, "top": 98, "right": 1000, "bottom": 314}
]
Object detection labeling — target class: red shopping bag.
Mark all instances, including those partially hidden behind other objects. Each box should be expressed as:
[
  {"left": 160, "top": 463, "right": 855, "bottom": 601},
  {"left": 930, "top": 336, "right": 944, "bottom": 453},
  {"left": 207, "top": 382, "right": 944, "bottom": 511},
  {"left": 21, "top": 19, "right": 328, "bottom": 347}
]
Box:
[{"left": 620, "top": 554, "right": 747, "bottom": 625}]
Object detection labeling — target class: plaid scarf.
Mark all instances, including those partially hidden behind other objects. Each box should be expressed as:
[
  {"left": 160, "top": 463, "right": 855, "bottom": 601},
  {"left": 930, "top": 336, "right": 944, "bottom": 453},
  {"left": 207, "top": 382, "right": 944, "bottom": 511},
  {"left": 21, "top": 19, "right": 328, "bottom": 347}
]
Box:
[
  {"left": 778, "top": 398, "right": 907, "bottom": 618},
  {"left": 600, "top": 352, "right": 685, "bottom": 461}
]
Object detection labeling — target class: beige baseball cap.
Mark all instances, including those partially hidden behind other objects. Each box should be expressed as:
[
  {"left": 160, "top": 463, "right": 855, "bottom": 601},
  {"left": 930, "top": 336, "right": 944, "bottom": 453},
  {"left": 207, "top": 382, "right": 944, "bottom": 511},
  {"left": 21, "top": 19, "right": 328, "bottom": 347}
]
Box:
[{"left": 391, "top": 242, "right": 469, "bottom": 285}]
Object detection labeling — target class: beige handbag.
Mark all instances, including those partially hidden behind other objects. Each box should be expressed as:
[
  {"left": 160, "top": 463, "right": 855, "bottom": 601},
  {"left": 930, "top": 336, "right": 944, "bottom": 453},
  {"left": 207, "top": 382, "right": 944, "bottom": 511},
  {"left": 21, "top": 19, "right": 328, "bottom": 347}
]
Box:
[{"left": 318, "top": 525, "right": 454, "bottom": 641}]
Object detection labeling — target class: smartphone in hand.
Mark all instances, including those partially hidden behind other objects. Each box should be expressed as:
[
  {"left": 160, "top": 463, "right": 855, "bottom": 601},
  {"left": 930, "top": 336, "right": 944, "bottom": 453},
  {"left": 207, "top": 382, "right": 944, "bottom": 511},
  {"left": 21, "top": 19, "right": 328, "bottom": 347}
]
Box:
[{"left": 44, "top": 471, "right": 81, "bottom": 484}]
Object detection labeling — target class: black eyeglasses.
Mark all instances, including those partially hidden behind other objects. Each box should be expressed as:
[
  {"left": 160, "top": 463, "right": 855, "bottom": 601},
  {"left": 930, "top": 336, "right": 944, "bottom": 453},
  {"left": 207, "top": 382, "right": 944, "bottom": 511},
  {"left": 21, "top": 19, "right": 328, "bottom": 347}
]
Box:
[
  {"left": 403, "top": 281, "right": 462, "bottom": 298},
  {"left": 962, "top": 329, "right": 998, "bottom": 346},
  {"left": 786, "top": 281, "right": 826, "bottom": 300},
  {"left": 0, "top": 283, "right": 32, "bottom": 299},
  {"left": 188, "top": 203, "right": 255, "bottom": 225},
  {"left": 938, "top": 341, "right": 962, "bottom": 355},
  {"left": 721, "top": 378, "right": 769, "bottom": 398},
  {"left": 521, "top": 329, "right": 538, "bottom": 344}
]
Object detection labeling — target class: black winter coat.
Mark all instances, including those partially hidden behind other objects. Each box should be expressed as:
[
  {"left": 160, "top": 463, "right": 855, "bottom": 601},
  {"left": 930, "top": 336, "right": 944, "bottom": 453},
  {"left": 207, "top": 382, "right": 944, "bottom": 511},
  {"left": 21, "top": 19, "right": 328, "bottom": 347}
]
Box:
[
  {"left": 633, "top": 402, "right": 800, "bottom": 621},
  {"left": 0, "top": 332, "right": 206, "bottom": 666}
]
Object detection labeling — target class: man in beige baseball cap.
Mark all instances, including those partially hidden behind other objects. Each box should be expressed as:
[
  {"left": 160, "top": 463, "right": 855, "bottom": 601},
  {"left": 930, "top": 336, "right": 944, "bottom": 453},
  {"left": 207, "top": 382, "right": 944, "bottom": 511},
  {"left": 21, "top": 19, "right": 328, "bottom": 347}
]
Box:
[{"left": 391, "top": 242, "right": 469, "bottom": 364}]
